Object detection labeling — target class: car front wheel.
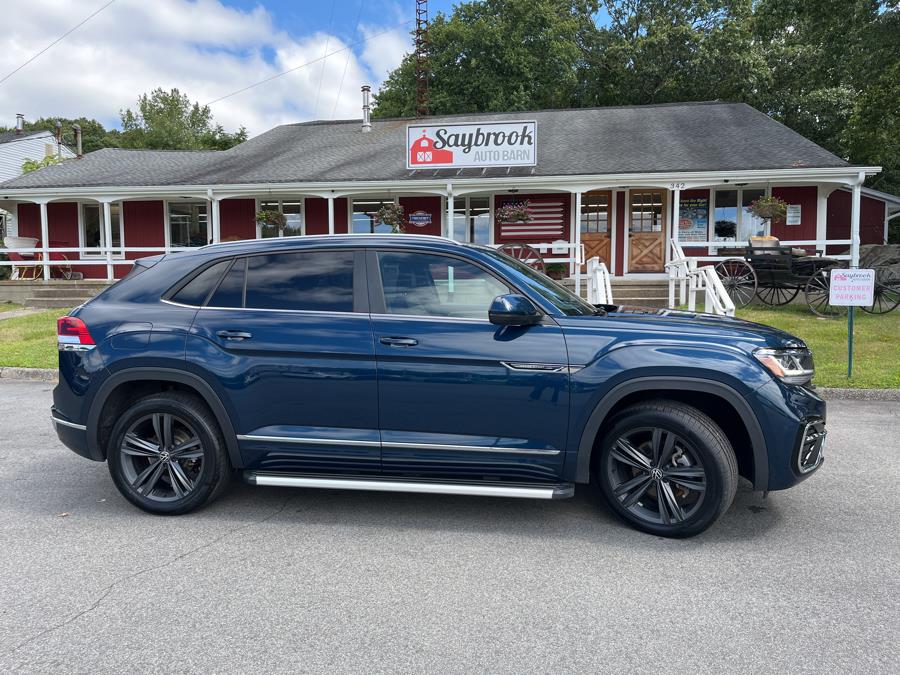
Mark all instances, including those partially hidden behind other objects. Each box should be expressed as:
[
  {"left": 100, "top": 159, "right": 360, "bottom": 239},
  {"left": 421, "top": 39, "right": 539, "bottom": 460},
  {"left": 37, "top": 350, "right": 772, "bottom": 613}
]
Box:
[
  {"left": 107, "top": 392, "right": 230, "bottom": 515},
  {"left": 596, "top": 400, "right": 738, "bottom": 537}
]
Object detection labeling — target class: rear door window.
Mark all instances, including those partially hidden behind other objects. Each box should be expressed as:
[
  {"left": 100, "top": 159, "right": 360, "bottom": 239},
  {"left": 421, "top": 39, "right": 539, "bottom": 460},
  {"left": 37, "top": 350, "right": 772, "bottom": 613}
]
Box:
[{"left": 244, "top": 251, "right": 355, "bottom": 312}]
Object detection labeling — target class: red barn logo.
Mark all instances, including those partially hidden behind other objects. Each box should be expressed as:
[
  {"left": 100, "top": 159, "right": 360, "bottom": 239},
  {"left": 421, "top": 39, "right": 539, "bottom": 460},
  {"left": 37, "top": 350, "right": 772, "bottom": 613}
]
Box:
[{"left": 409, "top": 130, "right": 453, "bottom": 166}]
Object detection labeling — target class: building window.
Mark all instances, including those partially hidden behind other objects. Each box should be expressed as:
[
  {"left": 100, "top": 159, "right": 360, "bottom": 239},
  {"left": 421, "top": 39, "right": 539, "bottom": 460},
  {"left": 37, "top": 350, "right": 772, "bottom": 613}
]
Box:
[
  {"left": 630, "top": 191, "right": 663, "bottom": 232},
  {"left": 581, "top": 193, "right": 609, "bottom": 234},
  {"left": 452, "top": 197, "right": 491, "bottom": 243},
  {"left": 713, "top": 188, "right": 768, "bottom": 242},
  {"left": 352, "top": 198, "right": 394, "bottom": 234},
  {"left": 168, "top": 202, "right": 208, "bottom": 248},
  {"left": 80, "top": 203, "right": 124, "bottom": 257},
  {"left": 258, "top": 199, "right": 303, "bottom": 238}
]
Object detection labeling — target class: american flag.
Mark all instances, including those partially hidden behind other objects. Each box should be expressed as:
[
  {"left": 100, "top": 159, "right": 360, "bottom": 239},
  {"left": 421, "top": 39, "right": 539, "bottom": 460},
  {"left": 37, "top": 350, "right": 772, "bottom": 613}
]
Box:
[{"left": 498, "top": 198, "right": 566, "bottom": 240}]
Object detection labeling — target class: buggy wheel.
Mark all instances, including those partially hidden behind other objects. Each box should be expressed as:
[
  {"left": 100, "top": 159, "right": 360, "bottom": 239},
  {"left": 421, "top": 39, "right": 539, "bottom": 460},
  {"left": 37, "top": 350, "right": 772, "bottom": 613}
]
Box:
[
  {"left": 714, "top": 259, "right": 757, "bottom": 308},
  {"left": 860, "top": 268, "right": 900, "bottom": 315},
  {"left": 497, "top": 243, "right": 546, "bottom": 274},
  {"left": 805, "top": 268, "right": 847, "bottom": 318},
  {"left": 756, "top": 284, "right": 799, "bottom": 306}
]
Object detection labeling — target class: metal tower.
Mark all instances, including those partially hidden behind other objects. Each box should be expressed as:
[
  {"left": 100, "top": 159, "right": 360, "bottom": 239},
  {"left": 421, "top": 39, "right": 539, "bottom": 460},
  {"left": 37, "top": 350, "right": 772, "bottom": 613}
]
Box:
[{"left": 414, "top": 0, "right": 429, "bottom": 117}]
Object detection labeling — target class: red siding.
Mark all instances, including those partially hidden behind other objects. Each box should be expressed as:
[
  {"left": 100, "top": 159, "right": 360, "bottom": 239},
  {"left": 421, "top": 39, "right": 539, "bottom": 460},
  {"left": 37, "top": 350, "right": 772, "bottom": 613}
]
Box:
[
  {"left": 678, "top": 188, "right": 711, "bottom": 257},
  {"left": 305, "top": 197, "right": 349, "bottom": 235},
  {"left": 614, "top": 191, "right": 625, "bottom": 275},
  {"left": 826, "top": 190, "right": 887, "bottom": 254},
  {"left": 220, "top": 198, "right": 255, "bottom": 241},
  {"left": 399, "top": 196, "right": 441, "bottom": 236},
  {"left": 17, "top": 203, "right": 39, "bottom": 239},
  {"left": 771, "top": 186, "right": 817, "bottom": 243},
  {"left": 493, "top": 193, "right": 569, "bottom": 243}
]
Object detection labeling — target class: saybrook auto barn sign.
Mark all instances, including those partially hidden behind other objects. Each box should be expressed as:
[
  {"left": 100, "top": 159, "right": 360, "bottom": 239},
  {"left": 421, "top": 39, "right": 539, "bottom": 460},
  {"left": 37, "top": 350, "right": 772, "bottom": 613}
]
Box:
[{"left": 406, "top": 121, "right": 537, "bottom": 169}]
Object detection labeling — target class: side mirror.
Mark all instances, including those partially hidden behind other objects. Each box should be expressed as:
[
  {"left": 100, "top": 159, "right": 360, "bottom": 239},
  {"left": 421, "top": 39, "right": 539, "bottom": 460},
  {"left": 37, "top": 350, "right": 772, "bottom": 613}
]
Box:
[{"left": 489, "top": 294, "right": 542, "bottom": 326}]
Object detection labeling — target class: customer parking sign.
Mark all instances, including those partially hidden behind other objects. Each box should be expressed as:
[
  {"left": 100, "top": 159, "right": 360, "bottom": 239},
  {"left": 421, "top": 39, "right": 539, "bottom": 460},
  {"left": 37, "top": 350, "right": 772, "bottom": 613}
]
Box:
[{"left": 829, "top": 268, "right": 875, "bottom": 306}]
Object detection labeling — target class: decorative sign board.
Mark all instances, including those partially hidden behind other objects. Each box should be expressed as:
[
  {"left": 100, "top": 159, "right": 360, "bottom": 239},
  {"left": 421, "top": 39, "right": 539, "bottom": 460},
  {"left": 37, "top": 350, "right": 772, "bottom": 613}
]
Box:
[
  {"left": 408, "top": 210, "right": 432, "bottom": 228},
  {"left": 829, "top": 268, "right": 875, "bottom": 306},
  {"left": 678, "top": 196, "right": 710, "bottom": 243},
  {"left": 786, "top": 204, "right": 802, "bottom": 226},
  {"left": 407, "top": 121, "right": 537, "bottom": 169}
]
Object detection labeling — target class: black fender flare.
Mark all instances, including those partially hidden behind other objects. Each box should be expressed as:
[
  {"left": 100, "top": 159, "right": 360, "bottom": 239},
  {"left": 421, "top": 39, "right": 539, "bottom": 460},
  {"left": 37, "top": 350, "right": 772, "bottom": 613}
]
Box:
[
  {"left": 575, "top": 376, "right": 768, "bottom": 489},
  {"left": 86, "top": 367, "right": 243, "bottom": 468}
]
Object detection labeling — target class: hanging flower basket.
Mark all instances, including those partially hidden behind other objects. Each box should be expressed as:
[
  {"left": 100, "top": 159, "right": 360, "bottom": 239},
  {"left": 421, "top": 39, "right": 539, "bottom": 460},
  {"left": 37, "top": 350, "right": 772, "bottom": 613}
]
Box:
[
  {"left": 748, "top": 195, "right": 788, "bottom": 221},
  {"left": 377, "top": 203, "right": 405, "bottom": 233},
  {"left": 255, "top": 209, "right": 287, "bottom": 231},
  {"left": 496, "top": 200, "right": 531, "bottom": 224}
]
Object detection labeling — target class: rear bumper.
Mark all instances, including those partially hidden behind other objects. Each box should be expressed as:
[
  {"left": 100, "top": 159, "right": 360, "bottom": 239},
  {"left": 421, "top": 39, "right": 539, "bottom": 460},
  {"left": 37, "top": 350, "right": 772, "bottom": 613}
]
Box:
[{"left": 50, "top": 407, "right": 102, "bottom": 461}]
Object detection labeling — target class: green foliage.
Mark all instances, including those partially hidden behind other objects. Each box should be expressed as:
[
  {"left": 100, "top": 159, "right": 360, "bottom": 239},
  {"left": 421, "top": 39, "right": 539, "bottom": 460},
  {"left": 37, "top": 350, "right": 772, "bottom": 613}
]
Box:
[
  {"left": 256, "top": 209, "right": 287, "bottom": 229},
  {"left": 22, "top": 155, "right": 63, "bottom": 174},
  {"left": 373, "top": 0, "right": 900, "bottom": 195},
  {"left": 119, "top": 88, "right": 247, "bottom": 150}
]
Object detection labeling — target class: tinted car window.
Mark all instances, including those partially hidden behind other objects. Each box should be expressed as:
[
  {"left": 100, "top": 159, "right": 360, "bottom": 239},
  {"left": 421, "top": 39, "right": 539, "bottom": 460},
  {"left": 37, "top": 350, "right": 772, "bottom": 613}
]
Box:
[
  {"left": 245, "top": 251, "right": 354, "bottom": 312},
  {"left": 208, "top": 258, "right": 246, "bottom": 308},
  {"left": 378, "top": 252, "right": 509, "bottom": 319},
  {"left": 170, "top": 259, "right": 231, "bottom": 306}
]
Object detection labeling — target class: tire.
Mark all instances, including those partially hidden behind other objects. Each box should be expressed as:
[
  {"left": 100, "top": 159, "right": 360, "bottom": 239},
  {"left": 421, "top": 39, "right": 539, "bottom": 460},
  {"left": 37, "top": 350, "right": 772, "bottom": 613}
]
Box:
[
  {"left": 595, "top": 400, "right": 738, "bottom": 538},
  {"left": 107, "top": 391, "right": 231, "bottom": 515}
]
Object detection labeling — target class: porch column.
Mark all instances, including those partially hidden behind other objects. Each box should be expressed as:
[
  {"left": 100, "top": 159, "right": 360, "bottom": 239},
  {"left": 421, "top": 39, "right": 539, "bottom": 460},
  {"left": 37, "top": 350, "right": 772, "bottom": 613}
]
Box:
[
  {"left": 327, "top": 196, "right": 335, "bottom": 235},
  {"left": 850, "top": 173, "right": 863, "bottom": 268},
  {"left": 39, "top": 201, "right": 49, "bottom": 281},
  {"left": 210, "top": 198, "right": 221, "bottom": 244},
  {"left": 816, "top": 186, "right": 828, "bottom": 247},
  {"left": 574, "top": 190, "right": 582, "bottom": 296},
  {"left": 446, "top": 192, "right": 455, "bottom": 240},
  {"left": 671, "top": 186, "right": 681, "bottom": 247},
  {"left": 102, "top": 200, "right": 114, "bottom": 281}
]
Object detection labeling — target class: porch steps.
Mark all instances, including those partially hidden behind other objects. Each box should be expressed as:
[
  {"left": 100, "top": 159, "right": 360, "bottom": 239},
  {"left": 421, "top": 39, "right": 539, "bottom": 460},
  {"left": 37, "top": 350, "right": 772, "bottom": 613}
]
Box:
[
  {"left": 563, "top": 278, "right": 670, "bottom": 307},
  {"left": 23, "top": 282, "right": 111, "bottom": 310}
]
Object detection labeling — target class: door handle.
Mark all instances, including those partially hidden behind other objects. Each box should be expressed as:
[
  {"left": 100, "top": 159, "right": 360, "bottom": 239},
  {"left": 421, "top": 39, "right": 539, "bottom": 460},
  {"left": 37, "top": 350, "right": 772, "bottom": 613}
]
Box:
[
  {"left": 217, "top": 330, "right": 252, "bottom": 341},
  {"left": 380, "top": 336, "right": 418, "bottom": 347}
]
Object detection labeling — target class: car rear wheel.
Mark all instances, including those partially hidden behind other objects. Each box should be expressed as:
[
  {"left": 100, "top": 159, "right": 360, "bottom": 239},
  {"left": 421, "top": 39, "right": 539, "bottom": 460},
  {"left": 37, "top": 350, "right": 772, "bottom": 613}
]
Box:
[
  {"left": 107, "top": 392, "right": 230, "bottom": 515},
  {"left": 595, "top": 400, "right": 738, "bottom": 537}
]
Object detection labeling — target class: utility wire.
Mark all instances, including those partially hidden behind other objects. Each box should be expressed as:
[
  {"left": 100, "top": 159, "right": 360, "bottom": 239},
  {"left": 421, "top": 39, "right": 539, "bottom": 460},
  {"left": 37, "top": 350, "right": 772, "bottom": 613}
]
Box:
[
  {"left": 0, "top": 0, "right": 117, "bottom": 86},
  {"left": 205, "top": 19, "right": 413, "bottom": 107},
  {"left": 313, "top": 0, "right": 337, "bottom": 119},
  {"left": 332, "top": 0, "right": 365, "bottom": 119}
]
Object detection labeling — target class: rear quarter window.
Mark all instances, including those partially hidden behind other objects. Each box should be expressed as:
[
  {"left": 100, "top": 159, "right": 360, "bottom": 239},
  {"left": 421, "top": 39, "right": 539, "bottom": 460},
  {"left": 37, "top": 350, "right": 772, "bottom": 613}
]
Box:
[{"left": 170, "top": 259, "right": 231, "bottom": 306}]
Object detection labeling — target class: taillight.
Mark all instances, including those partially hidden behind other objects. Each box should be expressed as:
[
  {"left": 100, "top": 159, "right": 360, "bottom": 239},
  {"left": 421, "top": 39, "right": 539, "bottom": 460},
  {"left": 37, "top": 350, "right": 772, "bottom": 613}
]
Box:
[{"left": 57, "top": 316, "right": 96, "bottom": 351}]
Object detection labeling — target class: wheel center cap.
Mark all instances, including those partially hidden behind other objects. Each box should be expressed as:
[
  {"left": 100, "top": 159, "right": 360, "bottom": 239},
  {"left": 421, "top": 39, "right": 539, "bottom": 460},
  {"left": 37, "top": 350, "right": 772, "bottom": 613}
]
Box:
[
  {"left": 159, "top": 450, "right": 171, "bottom": 462},
  {"left": 650, "top": 467, "right": 664, "bottom": 481}
]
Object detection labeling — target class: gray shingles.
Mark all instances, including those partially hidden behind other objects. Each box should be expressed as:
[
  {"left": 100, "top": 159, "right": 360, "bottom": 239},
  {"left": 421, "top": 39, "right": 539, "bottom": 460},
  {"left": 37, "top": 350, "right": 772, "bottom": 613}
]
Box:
[{"left": 0, "top": 102, "right": 849, "bottom": 190}]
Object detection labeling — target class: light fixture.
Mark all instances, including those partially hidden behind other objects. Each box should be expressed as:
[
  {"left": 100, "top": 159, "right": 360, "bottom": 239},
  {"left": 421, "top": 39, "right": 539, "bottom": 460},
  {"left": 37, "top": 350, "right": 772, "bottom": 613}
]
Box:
[
  {"left": 735, "top": 182, "right": 748, "bottom": 187},
  {"left": 508, "top": 188, "right": 519, "bottom": 193}
]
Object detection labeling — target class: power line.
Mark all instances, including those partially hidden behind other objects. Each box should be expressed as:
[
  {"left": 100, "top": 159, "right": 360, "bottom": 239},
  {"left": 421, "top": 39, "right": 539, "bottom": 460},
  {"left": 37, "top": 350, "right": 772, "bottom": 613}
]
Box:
[
  {"left": 0, "top": 0, "right": 117, "bottom": 86},
  {"left": 205, "top": 19, "right": 414, "bottom": 107},
  {"left": 331, "top": 0, "right": 365, "bottom": 119},
  {"left": 313, "top": 0, "right": 337, "bottom": 119}
]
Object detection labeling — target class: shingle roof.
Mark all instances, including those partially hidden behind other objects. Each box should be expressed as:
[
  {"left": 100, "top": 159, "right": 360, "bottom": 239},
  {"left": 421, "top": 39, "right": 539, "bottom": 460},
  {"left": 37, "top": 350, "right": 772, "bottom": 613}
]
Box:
[
  {"left": 0, "top": 102, "right": 850, "bottom": 190},
  {"left": 0, "top": 130, "right": 52, "bottom": 145}
]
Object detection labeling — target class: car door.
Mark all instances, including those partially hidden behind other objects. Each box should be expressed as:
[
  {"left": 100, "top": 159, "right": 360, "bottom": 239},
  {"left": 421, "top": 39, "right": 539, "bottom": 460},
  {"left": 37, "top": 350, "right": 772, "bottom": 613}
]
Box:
[
  {"left": 186, "top": 248, "right": 380, "bottom": 474},
  {"left": 368, "top": 249, "right": 569, "bottom": 483}
]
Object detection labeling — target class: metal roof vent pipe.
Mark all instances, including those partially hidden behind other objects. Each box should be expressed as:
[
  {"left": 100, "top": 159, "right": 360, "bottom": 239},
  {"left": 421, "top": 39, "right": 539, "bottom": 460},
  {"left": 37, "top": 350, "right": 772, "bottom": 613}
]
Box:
[
  {"left": 15, "top": 113, "right": 24, "bottom": 134},
  {"left": 73, "top": 123, "right": 83, "bottom": 158},
  {"left": 361, "top": 85, "right": 372, "bottom": 133}
]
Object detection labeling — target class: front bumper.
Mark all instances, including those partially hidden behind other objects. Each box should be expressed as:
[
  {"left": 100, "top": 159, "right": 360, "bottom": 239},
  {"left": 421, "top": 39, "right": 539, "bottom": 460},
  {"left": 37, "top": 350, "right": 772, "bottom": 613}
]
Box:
[{"left": 50, "top": 407, "right": 101, "bottom": 461}]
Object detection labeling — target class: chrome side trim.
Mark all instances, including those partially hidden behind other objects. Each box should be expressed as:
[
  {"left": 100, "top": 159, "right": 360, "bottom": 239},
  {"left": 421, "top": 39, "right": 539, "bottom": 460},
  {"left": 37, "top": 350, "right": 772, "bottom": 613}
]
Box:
[
  {"left": 50, "top": 413, "right": 87, "bottom": 431},
  {"left": 381, "top": 441, "right": 560, "bottom": 455},
  {"left": 246, "top": 472, "right": 574, "bottom": 499},
  {"left": 237, "top": 434, "right": 380, "bottom": 447},
  {"left": 370, "top": 313, "right": 488, "bottom": 324},
  {"left": 500, "top": 361, "right": 567, "bottom": 373},
  {"left": 57, "top": 343, "right": 95, "bottom": 352}
]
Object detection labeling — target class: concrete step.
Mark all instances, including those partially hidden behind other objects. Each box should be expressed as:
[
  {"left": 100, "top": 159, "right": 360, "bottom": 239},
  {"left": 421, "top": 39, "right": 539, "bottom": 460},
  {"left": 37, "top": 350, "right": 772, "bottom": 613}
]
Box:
[
  {"left": 28, "top": 287, "right": 106, "bottom": 299},
  {"left": 24, "top": 298, "right": 83, "bottom": 309}
]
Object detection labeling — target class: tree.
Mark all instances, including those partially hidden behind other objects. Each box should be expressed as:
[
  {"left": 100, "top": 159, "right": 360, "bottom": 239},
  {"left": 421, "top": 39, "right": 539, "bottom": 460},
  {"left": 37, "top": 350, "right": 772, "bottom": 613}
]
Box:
[
  {"left": 0, "top": 117, "right": 118, "bottom": 154},
  {"left": 118, "top": 88, "right": 247, "bottom": 150},
  {"left": 22, "top": 155, "right": 63, "bottom": 174}
]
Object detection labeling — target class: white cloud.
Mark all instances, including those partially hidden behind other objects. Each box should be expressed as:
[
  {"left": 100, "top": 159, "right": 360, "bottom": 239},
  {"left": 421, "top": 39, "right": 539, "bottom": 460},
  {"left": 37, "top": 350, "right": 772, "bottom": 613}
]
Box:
[{"left": 0, "top": 0, "right": 412, "bottom": 136}]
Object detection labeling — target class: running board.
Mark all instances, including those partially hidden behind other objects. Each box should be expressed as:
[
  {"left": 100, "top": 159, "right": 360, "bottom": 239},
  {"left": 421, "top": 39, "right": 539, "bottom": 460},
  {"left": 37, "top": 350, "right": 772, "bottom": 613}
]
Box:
[{"left": 244, "top": 472, "right": 574, "bottom": 500}]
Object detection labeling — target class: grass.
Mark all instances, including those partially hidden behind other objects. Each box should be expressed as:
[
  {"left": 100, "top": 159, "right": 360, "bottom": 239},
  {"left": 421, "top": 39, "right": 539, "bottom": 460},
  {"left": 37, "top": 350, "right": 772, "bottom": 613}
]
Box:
[
  {"left": 0, "top": 303, "right": 896, "bottom": 389},
  {"left": 0, "top": 302, "right": 24, "bottom": 312},
  {"left": 0, "top": 309, "right": 64, "bottom": 370},
  {"left": 736, "top": 305, "right": 900, "bottom": 389}
]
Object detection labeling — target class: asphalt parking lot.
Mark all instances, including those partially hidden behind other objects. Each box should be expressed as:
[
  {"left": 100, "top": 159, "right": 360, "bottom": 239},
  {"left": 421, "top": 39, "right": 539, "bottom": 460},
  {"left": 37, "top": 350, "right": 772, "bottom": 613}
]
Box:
[{"left": 0, "top": 380, "right": 898, "bottom": 673}]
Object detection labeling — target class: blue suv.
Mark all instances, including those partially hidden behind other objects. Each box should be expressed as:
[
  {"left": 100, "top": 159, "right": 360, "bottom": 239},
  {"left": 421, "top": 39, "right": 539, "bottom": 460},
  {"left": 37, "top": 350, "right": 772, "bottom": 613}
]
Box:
[{"left": 51, "top": 235, "right": 825, "bottom": 537}]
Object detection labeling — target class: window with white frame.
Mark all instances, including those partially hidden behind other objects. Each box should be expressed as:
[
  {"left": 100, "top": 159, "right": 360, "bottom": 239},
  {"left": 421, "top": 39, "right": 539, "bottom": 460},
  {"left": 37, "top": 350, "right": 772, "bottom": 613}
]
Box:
[
  {"left": 168, "top": 201, "right": 208, "bottom": 248},
  {"left": 452, "top": 196, "right": 491, "bottom": 243},
  {"left": 713, "top": 188, "right": 767, "bottom": 242},
  {"left": 258, "top": 199, "right": 303, "bottom": 238},
  {"left": 80, "top": 203, "right": 124, "bottom": 257},
  {"left": 352, "top": 198, "right": 395, "bottom": 234}
]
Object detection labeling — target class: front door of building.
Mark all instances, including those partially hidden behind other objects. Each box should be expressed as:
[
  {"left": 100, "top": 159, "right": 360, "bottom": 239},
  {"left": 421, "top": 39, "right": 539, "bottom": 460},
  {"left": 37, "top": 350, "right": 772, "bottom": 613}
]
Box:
[
  {"left": 628, "top": 190, "right": 666, "bottom": 272},
  {"left": 580, "top": 190, "right": 611, "bottom": 269}
]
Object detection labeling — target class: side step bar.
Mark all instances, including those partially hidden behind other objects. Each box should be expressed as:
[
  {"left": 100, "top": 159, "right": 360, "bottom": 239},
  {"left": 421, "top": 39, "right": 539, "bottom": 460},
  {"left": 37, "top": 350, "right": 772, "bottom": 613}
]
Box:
[{"left": 244, "top": 472, "right": 574, "bottom": 500}]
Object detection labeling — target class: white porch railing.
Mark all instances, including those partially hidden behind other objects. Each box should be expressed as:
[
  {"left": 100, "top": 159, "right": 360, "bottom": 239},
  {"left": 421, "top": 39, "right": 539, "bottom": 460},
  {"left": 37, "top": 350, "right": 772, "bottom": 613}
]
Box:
[
  {"left": 667, "top": 239, "right": 735, "bottom": 316},
  {"left": 492, "top": 241, "right": 585, "bottom": 294},
  {"left": 586, "top": 256, "right": 613, "bottom": 305},
  {"left": 673, "top": 239, "right": 852, "bottom": 261},
  {"left": 0, "top": 244, "right": 190, "bottom": 281}
]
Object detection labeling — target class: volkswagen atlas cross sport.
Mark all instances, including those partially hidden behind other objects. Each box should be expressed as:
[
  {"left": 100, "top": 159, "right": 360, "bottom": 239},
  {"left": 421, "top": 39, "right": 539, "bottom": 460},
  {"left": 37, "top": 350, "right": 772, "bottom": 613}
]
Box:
[{"left": 51, "top": 235, "right": 825, "bottom": 537}]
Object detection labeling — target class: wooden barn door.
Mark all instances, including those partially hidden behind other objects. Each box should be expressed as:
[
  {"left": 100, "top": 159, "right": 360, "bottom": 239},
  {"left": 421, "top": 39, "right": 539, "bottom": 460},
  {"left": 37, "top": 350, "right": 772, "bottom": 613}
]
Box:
[
  {"left": 628, "top": 190, "right": 666, "bottom": 272},
  {"left": 580, "top": 190, "right": 611, "bottom": 269}
]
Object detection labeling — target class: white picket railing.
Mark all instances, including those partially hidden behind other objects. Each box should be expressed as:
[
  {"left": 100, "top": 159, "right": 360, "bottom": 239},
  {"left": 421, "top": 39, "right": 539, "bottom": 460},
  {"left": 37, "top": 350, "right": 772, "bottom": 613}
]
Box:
[
  {"left": 667, "top": 239, "right": 735, "bottom": 316},
  {"left": 586, "top": 256, "right": 613, "bottom": 305},
  {"left": 492, "top": 240, "right": 585, "bottom": 294}
]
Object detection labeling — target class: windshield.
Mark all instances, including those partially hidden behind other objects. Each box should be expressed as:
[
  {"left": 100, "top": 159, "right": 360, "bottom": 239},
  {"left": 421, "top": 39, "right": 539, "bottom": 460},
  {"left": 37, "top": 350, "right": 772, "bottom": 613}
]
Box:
[{"left": 478, "top": 247, "right": 598, "bottom": 316}]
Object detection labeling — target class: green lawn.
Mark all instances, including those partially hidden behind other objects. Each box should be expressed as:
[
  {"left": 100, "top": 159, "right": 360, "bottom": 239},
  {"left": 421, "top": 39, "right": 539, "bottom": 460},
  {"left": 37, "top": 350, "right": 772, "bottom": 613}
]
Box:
[
  {"left": 0, "top": 302, "right": 23, "bottom": 312},
  {"left": 0, "top": 309, "right": 64, "bottom": 369},
  {"left": 0, "top": 304, "right": 896, "bottom": 388},
  {"left": 736, "top": 305, "right": 900, "bottom": 389}
]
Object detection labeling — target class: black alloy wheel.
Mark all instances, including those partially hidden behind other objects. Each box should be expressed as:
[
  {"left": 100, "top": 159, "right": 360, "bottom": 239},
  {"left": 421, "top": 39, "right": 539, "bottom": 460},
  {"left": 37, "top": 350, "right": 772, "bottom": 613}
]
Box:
[
  {"left": 596, "top": 401, "right": 738, "bottom": 537},
  {"left": 107, "top": 392, "right": 230, "bottom": 514}
]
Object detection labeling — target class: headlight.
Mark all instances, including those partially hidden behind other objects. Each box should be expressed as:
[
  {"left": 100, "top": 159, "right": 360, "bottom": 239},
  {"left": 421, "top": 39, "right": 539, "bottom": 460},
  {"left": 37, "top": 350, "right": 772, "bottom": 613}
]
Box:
[{"left": 753, "top": 347, "right": 815, "bottom": 385}]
